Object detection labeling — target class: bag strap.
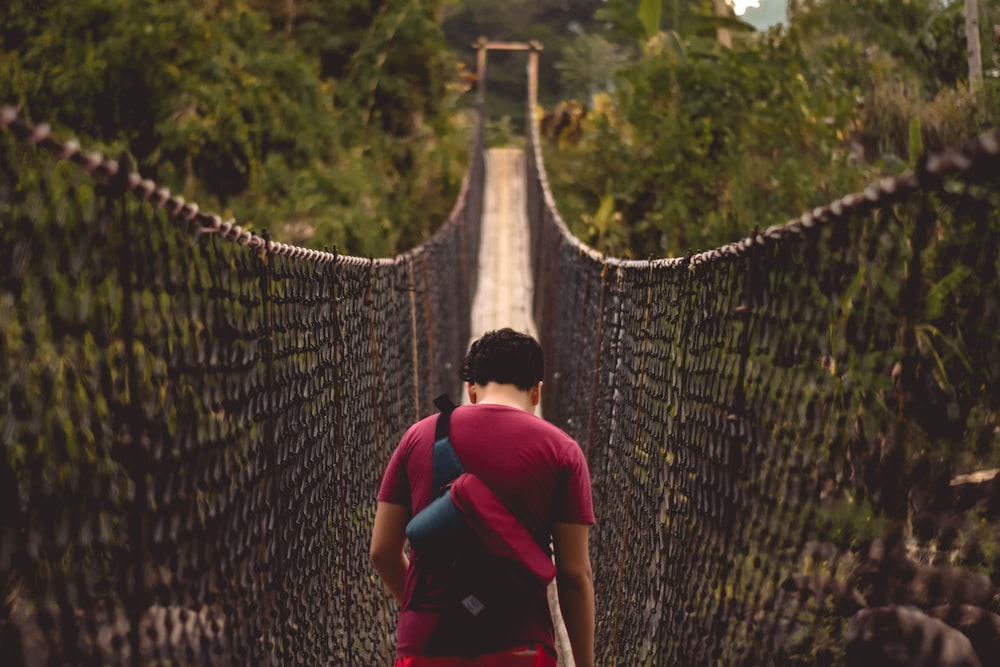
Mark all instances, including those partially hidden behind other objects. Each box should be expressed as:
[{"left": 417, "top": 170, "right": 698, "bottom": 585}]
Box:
[
  {"left": 431, "top": 393, "right": 463, "bottom": 496},
  {"left": 433, "top": 393, "right": 457, "bottom": 439},
  {"left": 424, "top": 393, "right": 556, "bottom": 589}
]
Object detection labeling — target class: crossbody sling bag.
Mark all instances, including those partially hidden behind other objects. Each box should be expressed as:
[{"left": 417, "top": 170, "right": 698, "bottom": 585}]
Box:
[{"left": 404, "top": 395, "right": 556, "bottom": 626}]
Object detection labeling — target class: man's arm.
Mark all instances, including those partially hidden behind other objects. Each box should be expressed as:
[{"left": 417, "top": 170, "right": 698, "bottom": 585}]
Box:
[
  {"left": 370, "top": 501, "right": 410, "bottom": 603},
  {"left": 554, "top": 522, "right": 595, "bottom": 667}
]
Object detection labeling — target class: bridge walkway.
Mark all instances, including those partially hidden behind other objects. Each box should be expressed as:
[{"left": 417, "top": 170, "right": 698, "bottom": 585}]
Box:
[{"left": 467, "top": 147, "right": 575, "bottom": 666}]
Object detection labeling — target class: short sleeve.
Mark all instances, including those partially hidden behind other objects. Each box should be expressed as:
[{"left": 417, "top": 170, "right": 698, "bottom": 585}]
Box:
[
  {"left": 555, "top": 443, "right": 595, "bottom": 525},
  {"left": 377, "top": 439, "right": 412, "bottom": 508}
]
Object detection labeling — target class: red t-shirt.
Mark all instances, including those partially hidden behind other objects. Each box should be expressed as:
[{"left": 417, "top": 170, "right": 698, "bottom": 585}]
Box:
[{"left": 377, "top": 403, "right": 595, "bottom": 658}]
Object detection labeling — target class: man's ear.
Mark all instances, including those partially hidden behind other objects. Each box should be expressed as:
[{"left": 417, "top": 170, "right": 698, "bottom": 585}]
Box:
[
  {"left": 466, "top": 382, "right": 477, "bottom": 404},
  {"left": 530, "top": 382, "right": 541, "bottom": 406}
]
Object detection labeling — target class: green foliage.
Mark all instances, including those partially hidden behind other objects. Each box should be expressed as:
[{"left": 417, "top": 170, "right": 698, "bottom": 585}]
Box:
[
  {"left": 0, "top": 0, "right": 468, "bottom": 256},
  {"left": 546, "top": 33, "right": 868, "bottom": 258},
  {"left": 597, "top": 0, "right": 755, "bottom": 45},
  {"left": 908, "top": 116, "right": 925, "bottom": 166},
  {"left": 555, "top": 33, "right": 630, "bottom": 102},
  {"left": 811, "top": 496, "right": 886, "bottom": 550},
  {"left": 789, "top": 0, "right": 978, "bottom": 94},
  {"left": 485, "top": 114, "right": 520, "bottom": 149},
  {"left": 544, "top": 0, "right": 999, "bottom": 259},
  {"left": 638, "top": 0, "right": 663, "bottom": 41}
]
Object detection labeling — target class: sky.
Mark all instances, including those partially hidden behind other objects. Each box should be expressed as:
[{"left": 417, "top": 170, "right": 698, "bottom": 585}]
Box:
[
  {"left": 731, "top": 0, "right": 761, "bottom": 15},
  {"left": 736, "top": 0, "right": 786, "bottom": 30}
]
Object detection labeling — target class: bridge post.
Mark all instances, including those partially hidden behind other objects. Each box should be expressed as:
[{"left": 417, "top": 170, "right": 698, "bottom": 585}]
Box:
[
  {"left": 474, "top": 37, "right": 488, "bottom": 110},
  {"left": 474, "top": 39, "right": 544, "bottom": 131},
  {"left": 527, "top": 41, "right": 542, "bottom": 136}
]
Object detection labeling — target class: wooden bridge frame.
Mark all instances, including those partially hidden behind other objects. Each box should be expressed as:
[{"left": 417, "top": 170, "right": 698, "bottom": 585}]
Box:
[{"left": 472, "top": 38, "right": 543, "bottom": 114}]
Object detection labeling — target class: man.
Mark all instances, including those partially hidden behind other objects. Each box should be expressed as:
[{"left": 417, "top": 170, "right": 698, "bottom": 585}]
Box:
[{"left": 371, "top": 328, "right": 595, "bottom": 667}]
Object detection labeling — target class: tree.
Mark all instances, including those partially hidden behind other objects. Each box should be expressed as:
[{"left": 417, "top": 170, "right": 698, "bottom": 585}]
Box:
[
  {"left": 594, "top": 0, "right": 755, "bottom": 67},
  {"left": 542, "top": 0, "right": 998, "bottom": 259},
  {"left": 1, "top": 0, "right": 468, "bottom": 256},
  {"left": 555, "top": 33, "right": 629, "bottom": 103},
  {"left": 966, "top": 0, "right": 984, "bottom": 88},
  {"left": 713, "top": 0, "right": 733, "bottom": 47}
]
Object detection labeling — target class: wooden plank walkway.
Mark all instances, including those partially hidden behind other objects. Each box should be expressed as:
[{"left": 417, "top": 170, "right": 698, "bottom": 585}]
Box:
[
  {"left": 467, "top": 147, "right": 576, "bottom": 667},
  {"left": 469, "top": 147, "right": 537, "bottom": 340}
]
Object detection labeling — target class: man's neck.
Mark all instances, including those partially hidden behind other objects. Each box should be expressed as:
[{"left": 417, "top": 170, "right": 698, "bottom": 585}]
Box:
[{"left": 468, "top": 382, "right": 538, "bottom": 413}]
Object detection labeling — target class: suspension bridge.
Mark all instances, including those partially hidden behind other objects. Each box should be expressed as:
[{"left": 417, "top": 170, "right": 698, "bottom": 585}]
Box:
[{"left": 2, "top": 42, "right": 1000, "bottom": 667}]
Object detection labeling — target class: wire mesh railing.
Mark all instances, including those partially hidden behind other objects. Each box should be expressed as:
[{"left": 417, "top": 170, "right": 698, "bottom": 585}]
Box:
[
  {"left": 525, "top": 74, "right": 1000, "bottom": 665},
  {"left": 0, "top": 106, "right": 484, "bottom": 666}
]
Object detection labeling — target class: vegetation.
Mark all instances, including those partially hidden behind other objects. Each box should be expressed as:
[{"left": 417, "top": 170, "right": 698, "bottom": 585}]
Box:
[
  {"left": 2, "top": 0, "right": 996, "bottom": 258},
  {"left": 541, "top": 0, "right": 1000, "bottom": 259},
  {"left": 0, "top": 0, "right": 470, "bottom": 256}
]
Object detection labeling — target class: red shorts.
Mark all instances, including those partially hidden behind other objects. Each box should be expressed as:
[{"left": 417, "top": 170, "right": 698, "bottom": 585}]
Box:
[{"left": 394, "top": 645, "right": 557, "bottom": 667}]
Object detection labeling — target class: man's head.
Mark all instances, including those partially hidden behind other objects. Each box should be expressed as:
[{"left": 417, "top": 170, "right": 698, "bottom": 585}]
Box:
[{"left": 461, "top": 328, "right": 543, "bottom": 391}]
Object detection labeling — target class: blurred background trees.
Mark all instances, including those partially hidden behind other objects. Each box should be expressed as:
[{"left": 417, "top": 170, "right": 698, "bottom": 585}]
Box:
[
  {"left": 1, "top": 0, "right": 998, "bottom": 258},
  {"left": 541, "top": 0, "right": 1000, "bottom": 258},
  {"left": 0, "top": 0, "right": 468, "bottom": 256}
]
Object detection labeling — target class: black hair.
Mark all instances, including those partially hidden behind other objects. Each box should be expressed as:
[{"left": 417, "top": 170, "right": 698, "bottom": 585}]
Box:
[{"left": 460, "top": 328, "right": 543, "bottom": 391}]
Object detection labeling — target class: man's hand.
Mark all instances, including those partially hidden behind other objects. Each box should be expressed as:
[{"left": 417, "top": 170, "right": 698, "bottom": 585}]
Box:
[
  {"left": 370, "top": 501, "right": 411, "bottom": 603},
  {"left": 554, "top": 522, "right": 595, "bottom": 667}
]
